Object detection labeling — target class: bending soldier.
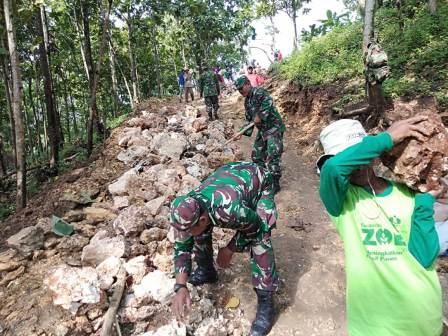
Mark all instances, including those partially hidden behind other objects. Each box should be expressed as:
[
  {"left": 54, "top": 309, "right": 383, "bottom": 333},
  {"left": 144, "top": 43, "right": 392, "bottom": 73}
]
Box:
[{"left": 170, "top": 162, "right": 279, "bottom": 336}]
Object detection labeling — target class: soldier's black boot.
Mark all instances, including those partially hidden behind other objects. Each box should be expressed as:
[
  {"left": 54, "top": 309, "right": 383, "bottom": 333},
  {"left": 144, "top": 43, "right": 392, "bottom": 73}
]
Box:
[
  {"left": 208, "top": 111, "right": 214, "bottom": 121},
  {"left": 188, "top": 257, "right": 218, "bottom": 286},
  {"left": 250, "top": 289, "right": 275, "bottom": 336},
  {"left": 273, "top": 176, "right": 281, "bottom": 194}
]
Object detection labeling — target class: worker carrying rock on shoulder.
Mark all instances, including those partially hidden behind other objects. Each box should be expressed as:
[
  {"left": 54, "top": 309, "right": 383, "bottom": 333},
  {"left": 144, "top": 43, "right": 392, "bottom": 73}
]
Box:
[
  {"left": 169, "top": 161, "right": 279, "bottom": 336},
  {"left": 235, "top": 76, "right": 285, "bottom": 194},
  {"left": 317, "top": 116, "right": 443, "bottom": 336}
]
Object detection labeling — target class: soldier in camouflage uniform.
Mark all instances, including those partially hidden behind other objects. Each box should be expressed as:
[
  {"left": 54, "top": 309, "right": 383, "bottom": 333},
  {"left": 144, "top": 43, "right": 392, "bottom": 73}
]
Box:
[
  {"left": 235, "top": 76, "right": 285, "bottom": 193},
  {"left": 199, "top": 65, "right": 220, "bottom": 120},
  {"left": 170, "top": 161, "right": 279, "bottom": 336}
]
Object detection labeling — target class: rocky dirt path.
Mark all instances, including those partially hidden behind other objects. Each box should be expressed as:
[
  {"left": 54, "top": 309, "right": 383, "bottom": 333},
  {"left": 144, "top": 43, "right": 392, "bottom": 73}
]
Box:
[{"left": 213, "top": 94, "right": 347, "bottom": 335}]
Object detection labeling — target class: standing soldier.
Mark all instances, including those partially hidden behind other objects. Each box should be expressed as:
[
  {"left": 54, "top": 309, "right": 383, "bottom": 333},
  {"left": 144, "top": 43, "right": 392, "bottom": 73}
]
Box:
[
  {"left": 235, "top": 76, "right": 285, "bottom": 193},
  {"left": 170, "top": 161, "right": 279, "bottom": 336},
  {"left": 199, "top": 65, "right": 220, "bottom": 120}
]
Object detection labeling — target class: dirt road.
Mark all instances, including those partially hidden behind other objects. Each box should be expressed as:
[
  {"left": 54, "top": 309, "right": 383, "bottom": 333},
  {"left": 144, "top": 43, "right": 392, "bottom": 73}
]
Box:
[{"left": 202, "top": 94, "right": 347, "bottom": 335}]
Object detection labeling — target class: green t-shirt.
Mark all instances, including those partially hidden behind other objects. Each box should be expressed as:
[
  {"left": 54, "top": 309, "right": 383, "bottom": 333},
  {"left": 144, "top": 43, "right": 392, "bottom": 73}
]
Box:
[
  {"left": 331, "top": 183, "right": 442, "bottom": 336},
  {"left": 319, "top": 132, "right": 442, "bottom": 336}
]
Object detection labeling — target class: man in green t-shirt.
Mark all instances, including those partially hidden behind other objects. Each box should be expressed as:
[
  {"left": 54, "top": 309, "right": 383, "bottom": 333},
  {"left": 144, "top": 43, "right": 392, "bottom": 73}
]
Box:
[{"left": 317, "top": 116, "right": 443, "bottom": 336}]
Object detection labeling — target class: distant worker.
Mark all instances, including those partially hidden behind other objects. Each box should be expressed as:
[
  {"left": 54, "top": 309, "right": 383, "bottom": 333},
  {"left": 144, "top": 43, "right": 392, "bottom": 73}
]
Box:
[
  {"left": 184, "top": 69, "right": 195, "bottom": 103},
  {"left": 199, "top": 65, "right": 220, "bottom": 121},
  {"left": 274, "top": 49, "right": 283, "bottom": 62},
  {"left": 178, "top": 68, "right": 186, "bottom": 102},
  {"left": 235, "top": 76, "right": 285, "bottom": 193},
  {"left": 170, "top": 161, "right": 279, "bottom": 336},
  {"left": 317, "top": 117, "right": 443, "bottom": 336},
  {"left": 247, "top": 66, "right": 264, "bottom": 87}
]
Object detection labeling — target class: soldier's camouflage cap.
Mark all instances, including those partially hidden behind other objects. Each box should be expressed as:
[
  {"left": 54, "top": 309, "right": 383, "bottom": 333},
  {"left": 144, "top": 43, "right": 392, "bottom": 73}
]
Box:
[
  {"left": 235, "top": 76, "right": 249, "bottom": 89},
  {"left": 169, "top": 195, "right": 201, "bottom": 231}
]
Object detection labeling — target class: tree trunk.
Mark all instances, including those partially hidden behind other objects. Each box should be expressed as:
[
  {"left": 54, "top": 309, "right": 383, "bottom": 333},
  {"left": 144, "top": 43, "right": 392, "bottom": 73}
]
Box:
[
  {"left": 82, "top": 2, "right": 95, "bottom": 102},
  {"left": 152, "top": 26, "right": 162, "bottom": 97},
  {"left": 109, "top": 39, "right": 133, "bottom": 109},
  {"left": 37, "top": 6, "right": 59, "bottom": 169},
  {"left": 73, "top": 5, "right": 90, "bottom": 81},
  {"left": 363, "top": 0, "right": 375, "bottom": 51},
  {"left": 59, "top": 70, "right": 71, "bottom": 143},
  {"left": 27, "top": 77, "right": 43, "bottom": 156},
  {"left": 0, "top": 35, "right": 16, "bottom": 168},
  {"left": 269, "top": 16, "right": 276, "bottom": 54},
  {"left": 363, "top": 0, "right": 385, "bottom": 129},
  {"left": 4, "top": 0, "right": 26, "bottom": 208},
  {"left": 0, "top": 136, "right": 6, "bottom": 175},
  {"left": 34, "top": 68, "right": 49, "bottom": 155},
  {"left": 428, "top": 0, "right": 437, "bottom": 15},
  {"left": 181, "top": 46, "right": 187, "bottom": 68},
  {"left": 108, "top": 39, "right": 119, "bottom": 117},
  {"left": 40, "top": 5, "right": 63, "bottom": 147},
  {"left": 87, "top": 0, "right": 113, "bottom": 156},
  {"left": 127, "top": 15, "right": 139, "bottom": 105},
  {"left": 292, "top": 13, "right": 299, "bottom": 50}
]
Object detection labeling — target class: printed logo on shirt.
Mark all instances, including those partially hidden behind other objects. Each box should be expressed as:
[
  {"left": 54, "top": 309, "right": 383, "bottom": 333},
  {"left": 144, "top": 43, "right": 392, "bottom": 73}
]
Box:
[{"left": 361, "top": 222, "right": 407, "bottom": 262}]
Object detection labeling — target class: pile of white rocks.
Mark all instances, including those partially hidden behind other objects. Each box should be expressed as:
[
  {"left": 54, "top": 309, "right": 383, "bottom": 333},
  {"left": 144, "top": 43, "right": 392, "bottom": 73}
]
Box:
[{"left": 0, "top": 104, "right": 248, "bottom": 335}]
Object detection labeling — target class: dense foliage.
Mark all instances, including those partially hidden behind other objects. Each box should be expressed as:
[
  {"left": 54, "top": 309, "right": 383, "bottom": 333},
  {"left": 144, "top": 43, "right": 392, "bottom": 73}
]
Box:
[
  {"left": 278, "top": 0, "right": 448, "bottom": 109},
  {"left": 0, "top": 0, "right": 255, "bottom": 217}
]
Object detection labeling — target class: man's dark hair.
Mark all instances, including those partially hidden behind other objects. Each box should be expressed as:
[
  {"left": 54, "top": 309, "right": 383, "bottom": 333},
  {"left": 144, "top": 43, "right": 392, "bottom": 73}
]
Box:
[{"left": 248, "top": 66, "right": 253, "bottom": 70}]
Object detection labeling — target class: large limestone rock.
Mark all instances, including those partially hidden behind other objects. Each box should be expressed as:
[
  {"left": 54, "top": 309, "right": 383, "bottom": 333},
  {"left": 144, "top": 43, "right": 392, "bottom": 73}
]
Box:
[
  {"left": 117, "top": 146, "right": 151, "bottom": 165},
  {"left": 124, "top": 256, "right": 148, "bottom": 284},
  {"left": 207, "top": 150, "right": 236, "bottom": 170},
  {"left": 108, "top": 169, "right": 137, "bottom": 196},
  {"left": 81, "top": 230, "right": 126, "bottom": 266},
  {"left": 145, "top": 196, "right": 166, "bottom": 216},
  {"left": 44, "top": 264, "right": 101, "bottom": 314},
  {"left": 113, "top": 206, "right": 153, "bottom": 236},
  {"left": 96, "top": 256, "right": 122, "bottom": 290},
  {"left": 381, "top": 112, "right": 448, "bottom": 192},
  {"left": 192, "top": 117, "right": 208, "bottom": 133},
  {"left": 7, "top": 226, "right": 44, "bottom": 256},
  {"left": 133, "top": 270, "right": 175, "bottom": 304},
  {"left": 177, "top": 174, "right": 201, "bottom": 195},
  {"left": 140, "top": 228, "right": 168, "bottom": 244},
  {"left": 83, "top": 206, "right": 117, "bottom": 224},
  {"left": 151, "top": 132, "right": 187, "bottom": 159},
  {"left": 184, "top": 154, "right": 210, "bottom": 180}
]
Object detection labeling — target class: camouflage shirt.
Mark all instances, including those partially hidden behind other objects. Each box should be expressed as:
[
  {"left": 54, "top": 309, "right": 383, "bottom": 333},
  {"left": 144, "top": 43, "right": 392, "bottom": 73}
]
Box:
[
  {"left": 244, "top": 86, "right": 285, "bottom": 137},
  {"left": 199, "top": 70, "right": 220, "bottom": 97},
  {"left": 172, "top": 161, "right": 277, "bottom": 274}
]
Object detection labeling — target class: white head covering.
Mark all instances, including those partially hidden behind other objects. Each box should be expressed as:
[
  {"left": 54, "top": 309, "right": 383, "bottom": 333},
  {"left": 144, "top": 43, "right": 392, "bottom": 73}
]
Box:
[{"left": 316, "top": 119, "right": 367, "bottom": 173}]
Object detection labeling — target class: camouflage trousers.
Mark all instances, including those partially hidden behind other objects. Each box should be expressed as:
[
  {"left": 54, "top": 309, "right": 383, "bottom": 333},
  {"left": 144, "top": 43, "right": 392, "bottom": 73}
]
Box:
[
  {"left": 252, "top": 131, "right": 284, "bottom": 178},
  {"left": 192, "top": 193, "right": 279, "bottom": 291},
  {"left": 204, "top": 95, "right": 219, "bottom": 119},
  {"left": 192, "top": 227, "right": 279, "bottom": 291}
]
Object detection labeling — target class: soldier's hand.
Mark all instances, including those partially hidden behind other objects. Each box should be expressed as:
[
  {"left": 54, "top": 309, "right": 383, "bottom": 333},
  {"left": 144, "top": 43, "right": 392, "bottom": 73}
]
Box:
[
  {"left": 254, "top": 115, "right": 262, "bottom": 126},
  {"left": 217, "top": 246, "right": 234, "bottom": 268},
  {"left": 386, "top": 115, "right": 430, "bottom": 144},
  {"left": 172, "top": 288, "right": 191, "bottom": 321}
]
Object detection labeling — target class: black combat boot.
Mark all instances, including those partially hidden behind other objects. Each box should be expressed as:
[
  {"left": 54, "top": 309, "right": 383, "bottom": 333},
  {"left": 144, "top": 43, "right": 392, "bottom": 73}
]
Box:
[
  {"left": 188, "top": 257, "right": 218, "bottom": 286},
  {"left": 273, "top": 176, "right": 281, "bottom": 194},
  {"left": 208, "top": 111, "right": 214, "bottom": 121},
  {"left": 213, "top": 108, "right": 219, "bottom": 120},
  {"left": 250, "top": 289, "right": 275, "bottom": 336}
]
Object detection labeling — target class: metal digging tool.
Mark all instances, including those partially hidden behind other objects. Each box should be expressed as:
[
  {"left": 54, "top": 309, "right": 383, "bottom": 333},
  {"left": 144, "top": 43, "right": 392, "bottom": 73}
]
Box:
[{"left": 208, "top": 122, "right": 255, "bottom": 155}]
